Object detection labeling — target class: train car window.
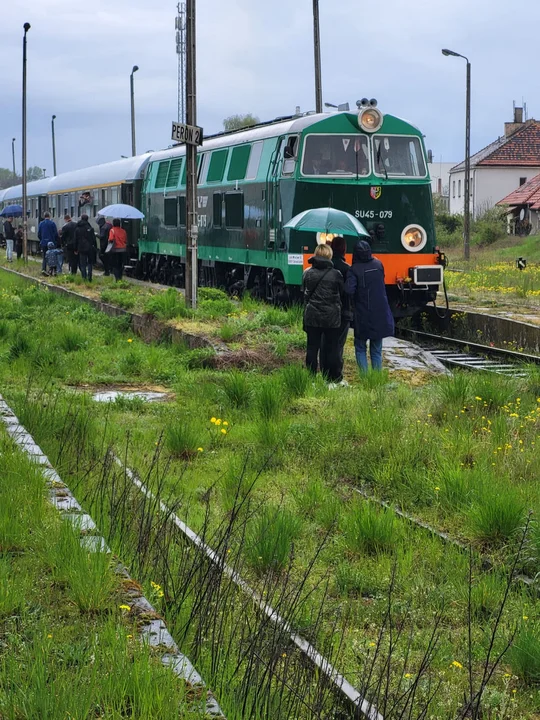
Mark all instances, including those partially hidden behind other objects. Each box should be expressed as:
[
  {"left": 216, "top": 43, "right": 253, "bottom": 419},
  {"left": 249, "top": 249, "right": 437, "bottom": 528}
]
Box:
[
  {"left": 166, "top": 158, "right": 183, "bottom": 188},
  {"left": 227, "top": 145, "right": 251, "bottom": 181},
  {"left": 179, "top": 196, "right": 187, "bottom": 227},
  {"left": 246, "top": 141, "right": 263, "bottom": 179},
  {"left": 111, "top": 187, "right": 119, "bottom": 204},
  {"left": 198, "top": 154, "right": 210, "bottom": 183},
  {"left": 181, "top": 154, "right": 201, "bottom": 186},
  {"left": 207, "top": 149, "right": 229, "bottom": 183},
  {"left": 63, "top": 194, "right": 68, "bottom": 216},
  {"left": 164, "top": 197, "right": 178, "bottom": 227},
  {"left": 225, "top": 192, "right": 244, "bottom": 229},
  {"left": 373, "top": 136, "right": 427, "bottom": 178},
  {"left": 155, "top": 161, "right": 170, "bottom": 189},
  {"left": 213, "top": 193, "right": 222, "bottom": 227},
  {"left": 301, "top": 134, "right": 369, "bottom": 176},
  {"left": 283, "top": 135, "right": 298, "bottom": 175}
]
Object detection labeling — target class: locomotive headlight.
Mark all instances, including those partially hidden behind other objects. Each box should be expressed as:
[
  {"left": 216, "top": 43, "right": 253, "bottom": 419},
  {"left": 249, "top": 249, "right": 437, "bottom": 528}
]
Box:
[
  {"left": 401, "top": 224, "right": 427, "bottom": 252},
  {"left": 358, "top": 107, "right": 383, "bottom": 132}
]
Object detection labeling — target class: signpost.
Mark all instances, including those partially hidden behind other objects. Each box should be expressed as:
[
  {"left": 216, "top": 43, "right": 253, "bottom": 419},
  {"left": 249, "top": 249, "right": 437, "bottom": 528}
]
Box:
[
  {"left": 184, "top": 0, "right": 198, "bottom": 309},
  {"left": 171, "top": 121, "right": 203, "bottom": 146}
]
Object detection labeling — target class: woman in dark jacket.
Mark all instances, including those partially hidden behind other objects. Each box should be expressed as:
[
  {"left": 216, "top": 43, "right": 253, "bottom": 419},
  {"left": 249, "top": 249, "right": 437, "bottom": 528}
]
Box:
[
  {"left": 302, "top": 243, "right": 344, "bottom": 382},
  {"left": 345, "top": 240, "right": 394, "bottom": 371}
]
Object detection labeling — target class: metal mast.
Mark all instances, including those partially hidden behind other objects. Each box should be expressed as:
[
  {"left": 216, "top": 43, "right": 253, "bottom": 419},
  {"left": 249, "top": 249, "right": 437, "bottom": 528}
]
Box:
[{"left": 176, "top": 3, "right": 186, "bottom": 123}]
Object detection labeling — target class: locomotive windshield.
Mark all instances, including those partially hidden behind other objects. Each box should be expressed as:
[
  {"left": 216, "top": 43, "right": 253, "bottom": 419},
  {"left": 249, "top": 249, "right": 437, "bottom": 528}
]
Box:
[
  {"left": 373, "top": 135, "right": 427, "bottom": 178},
  {"left": 301, "top": 135, "right": 369, "bottom": 176}
]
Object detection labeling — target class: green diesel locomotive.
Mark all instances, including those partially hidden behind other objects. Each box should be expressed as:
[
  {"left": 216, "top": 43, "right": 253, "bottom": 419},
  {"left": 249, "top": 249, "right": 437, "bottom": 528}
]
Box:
[{"left": 139, "top": 103, "right": 444, "bottom": 315}]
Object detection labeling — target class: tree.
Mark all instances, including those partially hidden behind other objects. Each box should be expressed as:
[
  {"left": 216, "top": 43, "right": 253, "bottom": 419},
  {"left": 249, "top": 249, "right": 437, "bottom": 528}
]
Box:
[
  {"left": 0, "top": 168, "right": 20, "bottom": 190},
  {"left": 27, "top": 166, "right": 45, "bottom": 182},
  {"left": 223, "top": 114, "right": 260, "bottom": 132}
]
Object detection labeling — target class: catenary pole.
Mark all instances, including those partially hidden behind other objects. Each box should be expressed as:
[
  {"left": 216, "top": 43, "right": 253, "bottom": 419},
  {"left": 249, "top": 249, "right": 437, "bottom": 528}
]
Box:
[
  {"left": 130, "top": 66, "right": 139, "bottom": 156},
  {"left": 312, "top": 0, "right": 322, "bottom": 113},
  {"left": 51, "top": 115, "right": 57, "bottom": 176},
  {"left": 185, "top": 0, "right": 198, "bottom": 308},
  {"left": 22, "top": 23, "right": 30, "bottom": 263},
  {"left": 463, "top": 59, "right": 471, "bottom": 260},
  {"left": 11, "top": 138, "right": 16, "bottom": 178}
]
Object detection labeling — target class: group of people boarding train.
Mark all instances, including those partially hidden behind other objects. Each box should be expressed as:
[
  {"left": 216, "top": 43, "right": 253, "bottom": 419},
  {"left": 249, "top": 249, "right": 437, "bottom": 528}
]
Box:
[{"left": 302, "top": 238, "right": 394, "bottom": 384}]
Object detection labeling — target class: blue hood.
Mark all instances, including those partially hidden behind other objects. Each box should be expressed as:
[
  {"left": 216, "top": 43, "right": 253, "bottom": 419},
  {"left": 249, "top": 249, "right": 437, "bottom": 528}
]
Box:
[{"left": 352, "top": 240, "right": 373, "bottom": 264}]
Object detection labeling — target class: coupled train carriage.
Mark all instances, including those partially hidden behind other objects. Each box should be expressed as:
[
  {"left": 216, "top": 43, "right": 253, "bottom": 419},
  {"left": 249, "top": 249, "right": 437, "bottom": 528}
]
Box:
[{"left": 0, "top": 103, "right": 445, "bottom": 317}]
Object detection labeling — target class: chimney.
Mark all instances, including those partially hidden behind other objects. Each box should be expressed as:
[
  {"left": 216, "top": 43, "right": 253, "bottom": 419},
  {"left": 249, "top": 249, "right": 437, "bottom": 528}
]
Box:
[{"left": 505, "top": 106, "right": 525, "bottom": 137}]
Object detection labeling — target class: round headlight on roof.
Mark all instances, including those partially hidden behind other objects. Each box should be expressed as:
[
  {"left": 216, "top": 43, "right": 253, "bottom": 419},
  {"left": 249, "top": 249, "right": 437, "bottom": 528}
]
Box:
[
  {"left": 358, "top": 107, "right": 383, "bottom": 132},
  {"left": 401, "top": 224, "right": 427, "bottom": 252}
]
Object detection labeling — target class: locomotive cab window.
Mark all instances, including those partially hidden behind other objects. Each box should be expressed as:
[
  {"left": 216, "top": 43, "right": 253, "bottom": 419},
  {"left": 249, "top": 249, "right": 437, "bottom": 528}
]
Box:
[
  {"left": 282, "top": 135, "right": 299, "bottom": 175},
  {"left": 301, "top": 134, "right": 369, "bottom": 176},
  {"left": 373, "top": 135, "right": 427, "bottom": 178}
]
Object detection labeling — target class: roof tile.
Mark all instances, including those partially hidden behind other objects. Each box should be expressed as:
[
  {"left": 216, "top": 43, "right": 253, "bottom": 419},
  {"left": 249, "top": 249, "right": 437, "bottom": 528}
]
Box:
[{"left": 498, "top": 172, "right": 540, "bottom": 210}]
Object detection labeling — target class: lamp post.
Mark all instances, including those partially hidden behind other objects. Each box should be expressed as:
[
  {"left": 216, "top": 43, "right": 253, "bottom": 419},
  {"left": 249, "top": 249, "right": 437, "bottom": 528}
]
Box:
[
  {"left": 11, "top": 138, "right": 16, "bottom": 178},
  {"left": 130, "top": 65, "right": 139, "bottom": 156},
  {"left": 22, "top": 22, "right": 30, "bottom": 263},
  {"left": 312, "top": 0, "right": 322, "bottom": 113},
  {"left": 185, "top": 0, "right": 198, "bottom": 308},
  {"left": 442, "top": 48, "right": 471, "bottom": 260},
  {"left": 51, "top": 115, "right": 57, "bottom": 176}
]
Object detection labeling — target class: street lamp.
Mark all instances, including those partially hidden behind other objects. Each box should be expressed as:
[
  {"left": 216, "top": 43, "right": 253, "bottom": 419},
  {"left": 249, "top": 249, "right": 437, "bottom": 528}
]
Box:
[
  {"left": 130, "top": 65, "right": 139, "bottom": 156},
  {"left": 51, "top": 115, "right": 57, "bottom": 176},
  {"left": 11, "top": 138, "right": 16, "bottom": 178},
  {"left": 22, "top": 22, "right": 31, "bottom": 263},
  {"left": 442, "top": 48, "right": 471, "bottom": 260}
]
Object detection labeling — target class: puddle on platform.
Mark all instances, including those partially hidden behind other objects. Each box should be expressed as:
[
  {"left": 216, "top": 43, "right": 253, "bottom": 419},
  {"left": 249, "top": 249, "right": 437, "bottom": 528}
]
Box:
[{"left": 93, "top": 390, "right": 169, "bottom": 403}]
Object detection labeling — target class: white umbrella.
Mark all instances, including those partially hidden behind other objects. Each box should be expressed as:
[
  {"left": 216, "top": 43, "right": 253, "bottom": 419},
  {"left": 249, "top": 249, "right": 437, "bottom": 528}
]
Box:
[{"left": 97, "top": 203, "right": 144, "bottom": 220}]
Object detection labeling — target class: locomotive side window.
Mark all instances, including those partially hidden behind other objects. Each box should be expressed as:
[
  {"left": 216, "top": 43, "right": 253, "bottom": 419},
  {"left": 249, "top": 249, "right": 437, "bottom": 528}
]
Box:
[
  {"left": 301, "top": 135, "right": 369, "bottom": 176},
  {"left": 246, "top": 141, "right": 263, "bottom": 179},
  {"left": 164, "top": 197, "right": 178, "bottom": 227},
  {"left": 166, "top": 158, "right": 183, "bottom": 188},
  {"left": 207, "top": 149, "right": 229, "bottom": 183},
  {"left": 155, "top": 161, "right": 169, "bottom": 189},
  {"left": 227, "top": 145, "right": 251, "bottom": 181},
  {"left": 373, "top": 136, "right": 427, "bottom": 178}
]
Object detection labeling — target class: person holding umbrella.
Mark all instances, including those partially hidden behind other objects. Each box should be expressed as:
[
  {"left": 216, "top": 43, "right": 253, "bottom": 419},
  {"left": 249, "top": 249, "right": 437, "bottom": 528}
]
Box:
[
  {"left": 302, "top": 243, "right": 344, "bottom": 384},
  {"left": 345, "top": 240, "right": 394, "bottom": 372},
  {"left": 107, "top": 218, "right": 128, "bottom": 281}
]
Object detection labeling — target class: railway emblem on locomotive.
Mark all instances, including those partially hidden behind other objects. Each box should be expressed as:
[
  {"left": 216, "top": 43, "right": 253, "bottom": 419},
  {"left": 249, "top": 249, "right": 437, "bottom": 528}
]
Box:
[{"left": 370, "top": 186, "right": 382, "bottom": 200}]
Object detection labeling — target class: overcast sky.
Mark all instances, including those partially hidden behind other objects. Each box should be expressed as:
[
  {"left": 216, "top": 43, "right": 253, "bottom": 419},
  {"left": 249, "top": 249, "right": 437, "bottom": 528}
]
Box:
[{"left": 1, "top": 0, "right": 538, "bottom": 178}]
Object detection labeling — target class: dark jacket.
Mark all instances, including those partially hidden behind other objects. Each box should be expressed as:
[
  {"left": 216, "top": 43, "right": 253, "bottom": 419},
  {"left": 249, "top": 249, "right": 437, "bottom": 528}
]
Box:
[
  {"left": 302, "top": 256, "right": 343, "bottom": 329},
  {"left": 75, "top": 219, "right": 97, "bottom": 255},
  {"left": 3, "top": 220, "right": 15, "bottom": 241},
  {"left": 97, "top": 218, "right": 112, "bottom": 251},
  {"left": 345, "top": 240, "right": 394, "bottom": 341},
  {"left": 61, "top": 220, "right": 77, "bottom": 249},
  {"left": 37, "top": 218, "right": 58, "bottom": 248},
  {"left": 332, "top": 252, "right": 354, "bottom": 322},
  {"left": 15, "top": 229, "right": 23, "bottom": 250}
]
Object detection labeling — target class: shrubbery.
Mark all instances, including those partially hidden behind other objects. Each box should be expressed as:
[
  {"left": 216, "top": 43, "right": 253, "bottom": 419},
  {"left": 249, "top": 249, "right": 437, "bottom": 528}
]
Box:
[{"left": 434, "top": 204, "right": 507, "bottom": 250}]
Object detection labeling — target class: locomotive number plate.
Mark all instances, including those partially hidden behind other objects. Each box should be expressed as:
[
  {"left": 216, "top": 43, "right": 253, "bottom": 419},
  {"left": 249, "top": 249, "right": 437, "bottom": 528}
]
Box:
[{"left": 355, "top": 210, "right": 393, "bottom": 220}]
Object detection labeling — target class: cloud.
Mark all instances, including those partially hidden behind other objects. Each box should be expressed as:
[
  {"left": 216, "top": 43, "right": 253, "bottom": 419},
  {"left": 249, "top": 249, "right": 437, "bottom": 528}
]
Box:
[{"left": 0, "top": 0, "right": 539, "bottom": 174}]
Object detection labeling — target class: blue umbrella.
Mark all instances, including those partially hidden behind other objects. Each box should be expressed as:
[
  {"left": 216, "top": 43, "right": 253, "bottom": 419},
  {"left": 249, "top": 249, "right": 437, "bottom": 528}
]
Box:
[
  {"left": 97, "top": 203, "right": 144, "bottom": 220},
  {"left": 0, "top": 204, "right": 23, "bottom": 217}
]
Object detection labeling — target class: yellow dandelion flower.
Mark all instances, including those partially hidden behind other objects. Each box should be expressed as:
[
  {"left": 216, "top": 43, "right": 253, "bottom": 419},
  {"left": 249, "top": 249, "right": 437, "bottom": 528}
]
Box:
[
  {"left": 475, "top": 396, "right": 482, "bottom": 401},
  {"left": 434, "top": 486, "right": 440, "bottom": 492},
  {"left": 221, "top": 428, "right": 227, "bottom": 434},
  {"left": 210, "top": 417, "right": 216, "bottom": 424},
  {"left": 523, "top": 615, "right": 528, "bottom": 620},
  {"left": 47, "top": 634, "right": 53, "bottom": 639},
  {"left": 127, "top": 634, "right": 133, "bottom": 639},
  {"left": 215, "top": 419, "right": 222, "bottom": 426},
  {"left": 127, "top": 338, "right": 133, "bottom": 343},
  {"left": 404, "top": 673, "right": 412, "bottom": 679},
  {"left": 451, "top": 660, "right": 463, "bottom": 669},
  {"left": 369, "top": 642, "right": 376, "bottom": 648},
  {"left": 197, "top": 447, "right": 203, "bottom": 452},
  {"left": 119, "top": 604, "right": 131, "bottom": 611},
  {"left": 282, "top": 653, "right": 287, "bottom": 658},
  {"left": 223, "top": 421, "right": 229, "bottom": 426}
]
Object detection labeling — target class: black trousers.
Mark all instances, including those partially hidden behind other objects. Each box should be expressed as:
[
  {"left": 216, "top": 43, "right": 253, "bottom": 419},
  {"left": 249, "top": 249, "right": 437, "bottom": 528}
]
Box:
[
  {"left": 305, "top": 326, "right": 342, "bottom": 381},
  {"left": 111, "top": 251, "right": 126, "bottom": 281},
  {"left": 100, "top": 245, "right": 111, "bottom": 275},
  {"left": 66, "top": 248, "right": 78, "bottom": 274},
  {"left": 321, "top": 318, "right": 349, "bottom": 380}
]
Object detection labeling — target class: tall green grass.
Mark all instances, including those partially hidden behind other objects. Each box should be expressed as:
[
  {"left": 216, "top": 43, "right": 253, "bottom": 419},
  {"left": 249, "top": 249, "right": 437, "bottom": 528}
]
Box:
[
  {"left": 341, "top": 501, "right": 401, "bottom": 555},
  {"left": 246, "top": 506, "right": 302, "bottom": 574}
]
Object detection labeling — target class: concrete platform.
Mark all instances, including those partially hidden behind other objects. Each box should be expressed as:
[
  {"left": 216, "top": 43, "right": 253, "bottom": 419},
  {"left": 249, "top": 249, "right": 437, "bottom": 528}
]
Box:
[{"left": 383, "top": 337, "right": 449, "bottom": 374}]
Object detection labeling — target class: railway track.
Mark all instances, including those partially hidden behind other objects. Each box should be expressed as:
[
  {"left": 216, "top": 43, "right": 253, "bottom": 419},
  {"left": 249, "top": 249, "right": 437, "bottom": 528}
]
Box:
[{"left": 397, "top": 328, "right": 540, "bottom": 375}]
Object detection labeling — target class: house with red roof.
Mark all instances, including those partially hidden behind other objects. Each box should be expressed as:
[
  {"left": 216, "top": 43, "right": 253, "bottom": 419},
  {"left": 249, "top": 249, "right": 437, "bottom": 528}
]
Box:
[
  {"left": 449, "top": 108, "right": 540, "bottom": 218},
  {"left": 497, "top": 173, "right": 540, "bottom": 235}
]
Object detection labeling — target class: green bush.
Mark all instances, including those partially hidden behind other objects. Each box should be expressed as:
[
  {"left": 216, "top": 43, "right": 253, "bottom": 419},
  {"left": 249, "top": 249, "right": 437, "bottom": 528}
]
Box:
[
  {"left": 471, "top": 206, "right": 507, "bottom": 247},
  {"left": 246, "top": 506, "right": 302, "bottom": 574},
  {"left": 198, "top": 287, "right": 229, "bottom": 302},
  {"left": 197, "top": 298, "right": 235, "bottom": 320},
  {"left": 221, "top": 370, "right": 253, "bottom": 408},
  {"left": 145, "top": 289, "right": 189, "bottom": 320}
]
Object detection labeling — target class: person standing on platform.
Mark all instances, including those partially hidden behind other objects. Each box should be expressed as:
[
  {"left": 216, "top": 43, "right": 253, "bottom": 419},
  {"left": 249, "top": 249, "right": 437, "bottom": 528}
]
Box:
[
  {"left": 61, "top": 214, "right": 78, "bottom": 274},
  {"left": 15, "top": 226, "right": 24, "bottom": 260},
  {"left": 37, "top": 212, "right": 58, "bottom": 271},
  {"left": 345, "top": 240, "right": 394, "bottom": 372},
  {"left": 302, "top": 243, "right": 344, "bottom": 385},
  {"left": 97, "top": 217, "right": 112, "bottom": 276},
  {"left": 3, "top": 216, "right": 15, "bottom": 262},
  {"left": 107, "top": 218, "right": 128, "bottom": 281},
  {"left": 75, "top": 213, "right": 97, "bottom": 281},
  {"left": 322, "top": 236, "right": 353, "bottom": 382}
]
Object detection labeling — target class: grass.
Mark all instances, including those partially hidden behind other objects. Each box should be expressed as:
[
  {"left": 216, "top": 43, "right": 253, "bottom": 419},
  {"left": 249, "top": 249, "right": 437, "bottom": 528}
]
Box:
[
  {"left": 1, "top": 269, "right": 540, "bottom": 717},
  {"left": 509, "top": 625, "right": 540, "bottom": 684}
]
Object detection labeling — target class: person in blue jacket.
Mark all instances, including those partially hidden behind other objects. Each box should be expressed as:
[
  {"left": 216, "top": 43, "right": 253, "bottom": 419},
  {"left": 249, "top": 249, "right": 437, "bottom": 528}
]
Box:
[
  {"left": 37, "top": 212, "right": 58, "bottom": 271},
  {"left": 345, "top": 240, "right": 394, "bottom": 371}
]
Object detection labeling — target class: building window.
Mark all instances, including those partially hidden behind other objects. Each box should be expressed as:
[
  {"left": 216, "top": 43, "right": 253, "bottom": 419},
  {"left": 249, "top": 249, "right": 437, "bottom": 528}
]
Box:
[
  {"left": 520, "top": 177, "right": 527, "bottom": 186},
  {"left": 164, "top": 197, "right": 178, "bottom": 226},
  {"left": 452, "top": 181, "right": 455, "bottom": 198},
  {"left": 458, "top": 180, "right": 461, "bottom": 198},
  {"left": 213, "top": 193, "right": 222, "bottom": 227},
  {"left": 179, "top": 196, "right": 186, "bottom": 227},
  {"left": 225, "top": 193, "right": 244, "bottom": 228}
]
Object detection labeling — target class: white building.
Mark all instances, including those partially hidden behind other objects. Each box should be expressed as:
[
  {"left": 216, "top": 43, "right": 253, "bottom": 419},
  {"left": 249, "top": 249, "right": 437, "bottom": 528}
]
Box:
[
  {"left": 428, "top": 161, "right": 456, "bottom": 197},
  {"left": 449, "top": 109, "right": 540, "bottom": 218}
]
